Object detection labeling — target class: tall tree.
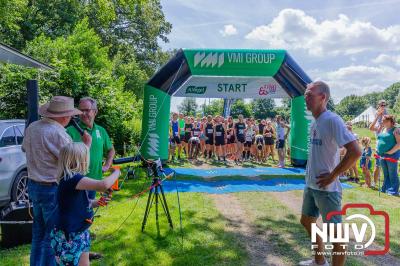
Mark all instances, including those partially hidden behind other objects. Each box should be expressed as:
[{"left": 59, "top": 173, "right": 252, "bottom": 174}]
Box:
[
  {"left": 201, "top": 99, "right": 224, "bottom": 116},
  {"left": 335, "top": 95, "right": 367, "bottom": 118},
  {"left": 178, "top": 98, "right": 198, "bottom": 116},
  {"left": 0, "top": 0, "right": 27, "bottom": 47},
  {"left": 230, "top": 100, "right": 251, "bottom": 118},
  {"left": 85, "top": 0, "right": 172, "bottom": 74},
  {"left": 250, "top": 99, "right": 276, "bottom": 119}
]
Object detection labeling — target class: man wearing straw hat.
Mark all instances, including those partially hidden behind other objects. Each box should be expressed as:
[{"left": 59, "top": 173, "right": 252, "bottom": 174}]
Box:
[{"left": 22, "top": 96, "right": 91, "bottom": 266}]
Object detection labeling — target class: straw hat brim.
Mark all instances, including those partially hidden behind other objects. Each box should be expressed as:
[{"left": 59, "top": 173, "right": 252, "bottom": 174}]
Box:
[{"left": 38, "top": 103, "right": 82, "bottom": 118}]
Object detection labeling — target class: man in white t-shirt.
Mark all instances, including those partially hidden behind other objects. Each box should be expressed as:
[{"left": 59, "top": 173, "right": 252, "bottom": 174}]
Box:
[{"left": 299, "top": 81, "right": 361, "bottom": 266}]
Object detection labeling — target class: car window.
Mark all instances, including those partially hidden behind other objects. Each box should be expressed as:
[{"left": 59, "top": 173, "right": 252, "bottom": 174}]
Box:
[
  {"left": 0, "top": 126, "right": 16, "bottom": 147},
  {"left": 17, "top": 124, "right": 25, "bottom": 136},
  {"left": 15, "top": 125, "right": 24, "bottom": 145}
]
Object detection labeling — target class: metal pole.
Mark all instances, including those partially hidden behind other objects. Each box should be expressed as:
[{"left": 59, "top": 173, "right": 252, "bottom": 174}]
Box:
[{"left": 26, "top": 80, "right": 38, "bottom": 128}]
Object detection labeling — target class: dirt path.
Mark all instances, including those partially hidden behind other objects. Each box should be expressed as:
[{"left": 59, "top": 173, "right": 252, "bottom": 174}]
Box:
[
  {"left": 269, "top": 191, "right": 400, "bottom": 266},
  {"left": 210, "top": 193, "right": 287, "bottom": 266}
]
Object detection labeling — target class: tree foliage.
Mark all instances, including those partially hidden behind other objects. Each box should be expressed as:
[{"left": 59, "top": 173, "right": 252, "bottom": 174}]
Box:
[
  {"left": 335, "top": 82, "right": 400, "bottom": 118},
  {"left": 250, "top": 99, "right": 276, "bottom": 119},
  {"left": 178, "top": 98, "right": 198, "bottom": 116},
  {"left": 335, "top": 95, "right": 367, "bottom": 119},
  {"left": 230, "top": 100, "right": 251, "bottom": 119},
  {"left": 201, "top": 99, "right": 224, "bottom": 117}
]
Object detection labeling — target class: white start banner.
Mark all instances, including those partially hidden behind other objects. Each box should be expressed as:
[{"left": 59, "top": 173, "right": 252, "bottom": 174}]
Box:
[{"left": 173, "top": 75, "right": 288, "bottom": 99}]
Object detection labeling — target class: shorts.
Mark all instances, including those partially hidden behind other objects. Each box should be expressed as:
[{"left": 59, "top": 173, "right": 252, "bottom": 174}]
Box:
[
  {"left": 276, "top": 139, "right": 285, "bottom": 149},
  {"left": 227, "top": 135, "right": 235, "bottom": 144},
  {"left": 205, "top": 135, "right": 214, "bottom": 145},
  {"left": 215, "top": 137, "right": 225, "bottom": 146},
  {"left": 360, "top": 159, "right": 372, "bottom": 170},
  {"left": 236, "top": 136, "right": 245, "bottom": 143},
  {"left": 264, "top": 137, "right": 274, "bottom": 145},
  {"left": 171, "top": 135, "right": 181, "bottom": 145},
  {"left": 51, "top": 228, "right": 91, "bottom": 266},
  {"left": 244, "top": 141, "right": 253, "bottom": 148},
  {"left": 301, "top": 187, "right": 342, "bottom": 224},
  {"left": 255, "top": 137, "right": 264, "bottom": 146},
  {"left": 200, "top": 133, "right": 207, "bottom": 141},
  {"left": 184, "top": 133, "right": 191, "bottom": 143}
]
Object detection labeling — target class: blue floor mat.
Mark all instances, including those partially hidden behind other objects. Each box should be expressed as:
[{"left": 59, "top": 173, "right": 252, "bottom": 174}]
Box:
[
  {"left": 164, "top": 167, "right": 305, "bottom": 177},
  {"left": 162, "top": 179, "right": 353, "bottom": 194}
]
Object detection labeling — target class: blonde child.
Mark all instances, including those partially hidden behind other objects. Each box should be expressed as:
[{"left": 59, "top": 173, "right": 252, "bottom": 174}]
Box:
[
  {"left": 360, "top": 137, "right": 373, "bottom": 187},
  {"left": 51, "top": 143, "right": 120, "bottom": 266}
]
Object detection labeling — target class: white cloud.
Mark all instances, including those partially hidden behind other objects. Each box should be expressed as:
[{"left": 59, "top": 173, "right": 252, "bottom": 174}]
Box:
[
  {"left": 310, "top": 65, "right": 399, "bottom": 102},
  {"left": 245, "top": 8, "right": 400, "bottom": 56},
  {"left": 372, "top": 53, "right": 400, "bottom": 66},
  {"left": 220, "top": 24, "right": 238, "bottom": 37}
]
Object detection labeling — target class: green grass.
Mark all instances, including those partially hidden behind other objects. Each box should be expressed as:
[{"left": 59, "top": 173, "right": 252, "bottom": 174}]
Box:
[
  {"left": 1, "top": 145, "right": 399, "bottom": 265},
  {"left": 0, "top": 173, "right": 248, "bottom": 266},
  {"left": 234, "top": 187, "right": 400, "bottom": 265}
]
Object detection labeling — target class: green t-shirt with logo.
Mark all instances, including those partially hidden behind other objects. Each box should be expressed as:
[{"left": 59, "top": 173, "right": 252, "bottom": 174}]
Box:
[
  {"left": 178, "top": 119, "right": 185, "bottom": 136},
  {"left": 66, "top": 122, "right": 113, "bottom": 180}
]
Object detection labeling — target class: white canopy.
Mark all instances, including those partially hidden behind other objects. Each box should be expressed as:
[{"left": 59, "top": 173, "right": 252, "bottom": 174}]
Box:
[
  {"left": 351, "top": 106, "right": 376, "bottom": 124},
  {"left": 0, "top": 43, "right": 52, "bottom": 70}
]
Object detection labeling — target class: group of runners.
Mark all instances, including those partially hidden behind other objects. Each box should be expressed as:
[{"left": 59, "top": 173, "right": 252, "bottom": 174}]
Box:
[{"left": 169, "top": 112, "right": 291, "bottom": 166}]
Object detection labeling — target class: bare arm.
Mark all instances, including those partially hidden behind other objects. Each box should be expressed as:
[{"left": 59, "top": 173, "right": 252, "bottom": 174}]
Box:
[
  {"left": 369, "top": 115, "right": 379, "bottom": 132},
  {"left": 102, "top": 146, "right": 116, "bottom": 172},
  {"left": 369, "top": 107, "right": 384, "bottom": 132},
  {"left": 284, "top": 124, "right": 291, "bottom": 139},
  {"left": 76, "top": 168, "right": 120, "bottom": 192},
  {"left": 386, "top": 129, "right": 400, "bottom": 155},
  {"left": 316, "top": 140, "right": 362, "bottom": 188}
]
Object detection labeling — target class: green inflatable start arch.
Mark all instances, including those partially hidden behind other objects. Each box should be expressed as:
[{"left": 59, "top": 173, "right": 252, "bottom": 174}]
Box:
[{"left": 140, "top": 49, "right": 313, "bottom": 167}]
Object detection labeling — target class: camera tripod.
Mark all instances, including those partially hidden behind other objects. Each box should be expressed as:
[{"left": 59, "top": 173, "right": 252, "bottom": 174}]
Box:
[{"left": 141, "top": 167, "right": 174, "bottom": 233}]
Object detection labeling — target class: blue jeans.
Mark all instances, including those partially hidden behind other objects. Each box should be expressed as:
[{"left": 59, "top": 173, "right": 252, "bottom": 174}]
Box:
[
  {"left": 28, "top": 179, "right": 58, "bottom": 266},
  {"left": 380, "top": 151, "right": 400, "bottom": 195}
]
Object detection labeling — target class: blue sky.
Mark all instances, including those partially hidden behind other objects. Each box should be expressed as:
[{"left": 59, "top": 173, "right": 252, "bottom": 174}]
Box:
[{"left": 160, "top": 0, "right": 400, "bottom": 111}]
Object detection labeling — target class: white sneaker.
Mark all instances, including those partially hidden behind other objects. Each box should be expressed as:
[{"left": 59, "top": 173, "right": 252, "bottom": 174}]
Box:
[
  {"left": 299, "top": 258, "right": 329, "bottom": 266},
  {"left": 371, "top": 181, "right": 376, "bottom": 187}
]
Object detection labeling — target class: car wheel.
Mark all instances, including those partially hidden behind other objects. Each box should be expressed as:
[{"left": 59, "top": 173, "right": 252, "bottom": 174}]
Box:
[{"left": 11, "top": 170, "right": 29, "bottom": 202}]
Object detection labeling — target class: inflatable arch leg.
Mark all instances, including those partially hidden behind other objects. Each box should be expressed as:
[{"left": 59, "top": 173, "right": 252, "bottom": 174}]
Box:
[
  {"left": 290, "top": 95, "right": 313, "bottom": 167},
  {"left": 140, "top": 85, "right": 171, "bottom": 160}
]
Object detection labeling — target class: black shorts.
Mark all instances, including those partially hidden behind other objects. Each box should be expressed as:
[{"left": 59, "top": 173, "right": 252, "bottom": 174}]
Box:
[
  {"left": 171, "top": 135, "right": 181, "bottom": 144},
  {"left": 264, "top": 137, "right": 274, "bottom": 145},
  {"left": 227, "top": 135, "right": 235, "bottom": 144},
  {"left": 255, "top": 138, "right": 264, "bottom": 146},
  {"left": 205, "top": 135, "right": 214, "bottom": 145},
  {"left": 184, "top": 133, "right": 191, "bottom": 143},
  {"left": 276, "top": 139, "right": 285, "bottom": 149},
  {"left": 244, "top": 141, "right": 253, "bottom": 148},
  {"left": 236, "top": 135, "right": 245, "bottom": 143},
  {"left": 215, "top": 137, "right": 225, "bottom": 146}
]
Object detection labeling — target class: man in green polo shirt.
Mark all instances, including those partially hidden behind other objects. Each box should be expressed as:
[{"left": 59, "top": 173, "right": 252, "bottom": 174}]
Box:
[{"left": 66, "top": 97, "right": 115, "bottom": 199}]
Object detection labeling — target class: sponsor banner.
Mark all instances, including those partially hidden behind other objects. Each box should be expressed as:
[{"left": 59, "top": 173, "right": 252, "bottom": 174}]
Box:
[
  {"left": 140, "top": 85, "right": 170, "bottom": 160},
  {"left": 183, "top": 49, "right": 286, "bottom": 76},
  {"left": 173, "top": 76, "right": 288, "bottom": 99}
]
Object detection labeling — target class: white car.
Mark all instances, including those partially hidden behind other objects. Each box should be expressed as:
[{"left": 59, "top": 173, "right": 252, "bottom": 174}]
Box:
[{"left": 0, "top": 120, "right": 28, "bottom": 207}]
